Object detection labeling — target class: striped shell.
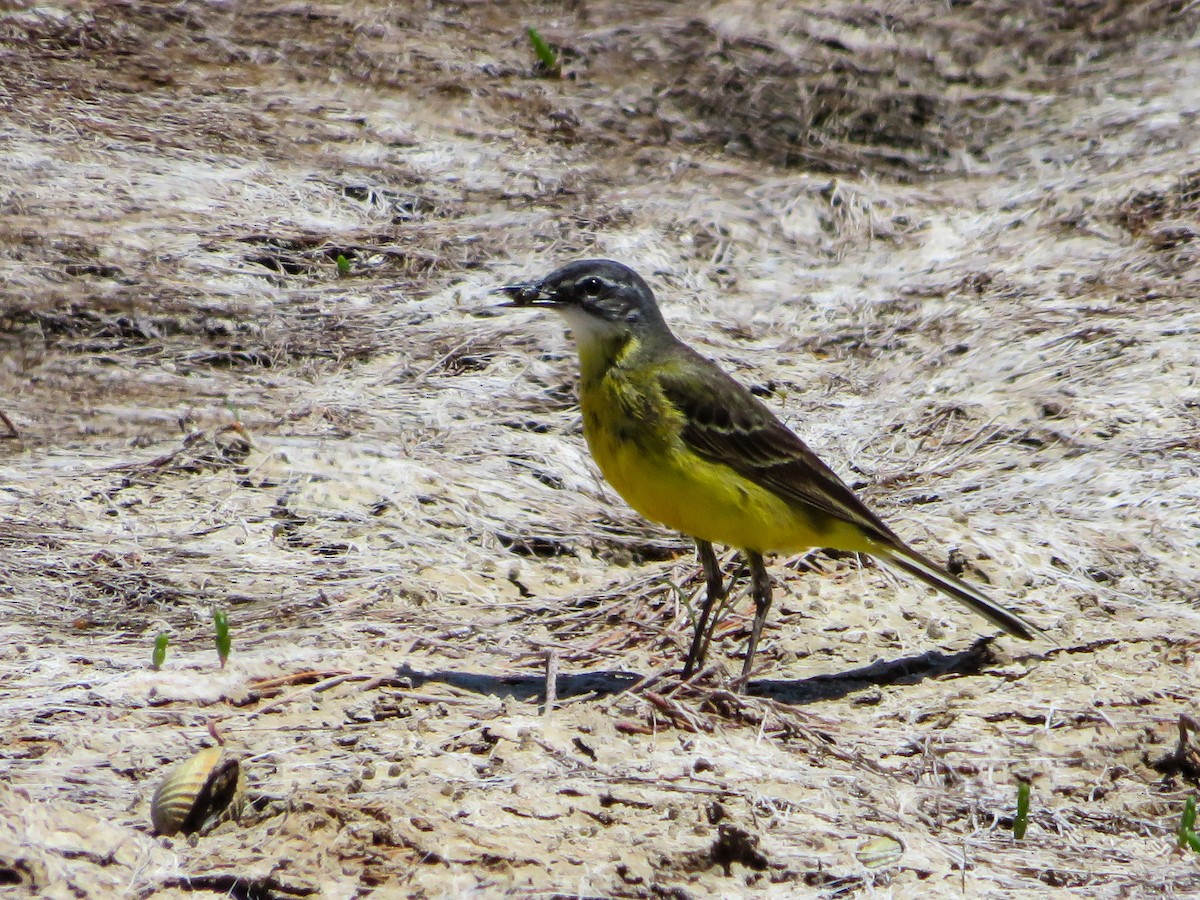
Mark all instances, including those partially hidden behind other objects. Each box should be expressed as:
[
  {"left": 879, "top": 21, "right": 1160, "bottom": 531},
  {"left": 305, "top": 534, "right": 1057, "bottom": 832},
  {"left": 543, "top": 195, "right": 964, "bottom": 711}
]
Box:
[
  {"left": 150, "top": 746, "right": 243, "bottom": 836},
  {"left": 854, "top": 833, "right": 904, "bottom": 868}
]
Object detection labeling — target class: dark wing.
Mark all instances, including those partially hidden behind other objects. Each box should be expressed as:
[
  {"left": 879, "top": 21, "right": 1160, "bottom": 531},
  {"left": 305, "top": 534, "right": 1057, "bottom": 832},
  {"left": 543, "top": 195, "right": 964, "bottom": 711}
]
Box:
[
  {"left": 657, "top": 348, "right": 901, "bottom": 545},
  {"left": 655, "top": 346, "right": 1045, "bottom": 642}
]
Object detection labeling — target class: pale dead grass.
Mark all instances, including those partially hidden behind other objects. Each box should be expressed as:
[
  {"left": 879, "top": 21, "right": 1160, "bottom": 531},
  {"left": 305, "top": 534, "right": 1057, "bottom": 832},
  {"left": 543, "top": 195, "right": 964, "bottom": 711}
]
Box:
[{"left": 3, "top": 1, "right": 1200, "bottom": 898}]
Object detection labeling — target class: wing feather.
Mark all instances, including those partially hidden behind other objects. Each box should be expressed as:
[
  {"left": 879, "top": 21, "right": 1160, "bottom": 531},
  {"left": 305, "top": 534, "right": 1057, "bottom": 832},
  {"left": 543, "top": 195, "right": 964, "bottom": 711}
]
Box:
[
  {"left": 653, "top": 346, "right": 1042, "bottom": 642},
  {"left": 656, "top": 351, "right": 901, "bottom": 545}
]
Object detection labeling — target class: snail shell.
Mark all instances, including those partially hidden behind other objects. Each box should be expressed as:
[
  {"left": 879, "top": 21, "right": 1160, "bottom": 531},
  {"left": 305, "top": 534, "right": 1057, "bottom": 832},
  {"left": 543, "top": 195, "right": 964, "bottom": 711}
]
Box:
[
  {"left": 854, "top": 833, "right": 904, "bottom": 868},
  {"left": 150, "top": 746, "right": 243, "bottom": 836}
]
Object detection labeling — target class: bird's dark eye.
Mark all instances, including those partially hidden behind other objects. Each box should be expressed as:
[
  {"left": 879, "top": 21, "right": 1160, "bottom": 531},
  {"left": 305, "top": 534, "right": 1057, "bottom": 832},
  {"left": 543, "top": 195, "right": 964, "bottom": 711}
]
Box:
[{"left": 578, "top": 276, "right": 605, "bottom": 296}]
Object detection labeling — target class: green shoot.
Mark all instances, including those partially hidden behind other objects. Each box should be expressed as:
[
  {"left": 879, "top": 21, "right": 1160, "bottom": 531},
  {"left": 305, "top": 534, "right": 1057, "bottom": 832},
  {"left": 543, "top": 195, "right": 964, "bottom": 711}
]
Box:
[
  {"left": 336, "top": 253, "right": 351, "bottom": 276},
  {"left": 151, "top": 633, "right": 169, "bottom": 670},
  {"left": 213, "top": 610, "right": 231, "bottom": 668},
  {"left": 1179, "top": 798, "right": 1200, "bottom": 852},
  {"left": 526, "top": 27, "right": 560, "bottom": 78},
  {"left": 1013, "top": 780, "right": 1030, "bottom": 839}
]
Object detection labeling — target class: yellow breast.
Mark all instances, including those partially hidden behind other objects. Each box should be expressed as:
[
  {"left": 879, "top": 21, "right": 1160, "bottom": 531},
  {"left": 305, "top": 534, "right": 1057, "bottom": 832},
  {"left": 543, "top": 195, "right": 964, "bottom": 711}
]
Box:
[{"left": 579, "top": 360, "right": 843, "bottom": 554}]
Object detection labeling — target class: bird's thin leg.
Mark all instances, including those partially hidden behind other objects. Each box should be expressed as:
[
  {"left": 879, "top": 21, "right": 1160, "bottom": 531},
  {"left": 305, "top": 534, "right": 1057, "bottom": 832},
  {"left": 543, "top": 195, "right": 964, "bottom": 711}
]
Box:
[
  {"left": 683, "top": 540, "right": 725, "bottom": 677},
  {"left": 694, "top": 549, "right": 736, "bottom": 674},
  {"left": 739, "top": 551, "right": 774, "bottom": 684}
]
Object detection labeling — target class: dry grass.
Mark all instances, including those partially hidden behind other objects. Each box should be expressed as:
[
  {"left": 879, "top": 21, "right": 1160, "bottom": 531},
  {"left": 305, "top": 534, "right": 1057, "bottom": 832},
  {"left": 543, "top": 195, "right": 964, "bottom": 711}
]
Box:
[{"left": 3, "top": 1, "right": 1200, "bottom": 897}]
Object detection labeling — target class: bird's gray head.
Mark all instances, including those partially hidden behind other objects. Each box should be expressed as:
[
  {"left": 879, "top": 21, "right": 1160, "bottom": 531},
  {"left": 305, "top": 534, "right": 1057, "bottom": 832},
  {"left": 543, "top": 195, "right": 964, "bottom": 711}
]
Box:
[{"left": 495, "top": 259, "right": 670, "bottom": 340}]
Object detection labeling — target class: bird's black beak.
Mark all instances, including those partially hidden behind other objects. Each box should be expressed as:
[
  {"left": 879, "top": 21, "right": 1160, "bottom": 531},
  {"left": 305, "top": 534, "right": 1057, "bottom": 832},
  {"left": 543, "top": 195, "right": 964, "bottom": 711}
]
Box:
[{"left": 492, "top": 280, "right": 555, "bottom": 308}]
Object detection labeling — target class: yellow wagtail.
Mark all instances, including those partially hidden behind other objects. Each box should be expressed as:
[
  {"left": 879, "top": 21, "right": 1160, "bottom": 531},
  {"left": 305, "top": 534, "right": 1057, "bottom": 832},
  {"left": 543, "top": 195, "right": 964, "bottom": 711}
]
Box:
[{"left": 496, "top": 259, "right": 1042, "bottom": 682}]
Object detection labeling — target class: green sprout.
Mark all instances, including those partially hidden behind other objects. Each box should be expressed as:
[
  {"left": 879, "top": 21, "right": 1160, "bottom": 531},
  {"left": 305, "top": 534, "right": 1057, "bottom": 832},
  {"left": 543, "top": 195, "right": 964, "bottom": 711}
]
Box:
[
  {"left": 151, "top": 633, "right": 169, "bottom": 670},
  {"left": 1012, "top": 780, "right": 1030, "bottom": 839},
  {"left": 213, "top": 609, "right": 231, "bottom": 668},
  {"left": 1179, "top": 798, "right": 1200, "bottom": 852},
  {"left": 336, "top": 253, "right": 351, "bottom": 276},
  {"left": 526, "top": 27, "right": 560, "bottom": 78}
]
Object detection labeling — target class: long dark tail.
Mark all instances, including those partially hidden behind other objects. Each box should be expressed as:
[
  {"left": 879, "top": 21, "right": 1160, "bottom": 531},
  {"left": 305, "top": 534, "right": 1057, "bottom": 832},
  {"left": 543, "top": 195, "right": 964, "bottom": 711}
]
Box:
[{"left": 878, "top": 543, "right": 1043, "bottom": 641}]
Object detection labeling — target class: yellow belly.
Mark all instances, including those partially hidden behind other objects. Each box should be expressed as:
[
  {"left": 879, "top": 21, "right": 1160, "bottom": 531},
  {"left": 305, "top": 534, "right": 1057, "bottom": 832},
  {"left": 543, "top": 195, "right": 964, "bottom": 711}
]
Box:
[{"left": 581, "top": 376, "right": 860, "bottom": 554}]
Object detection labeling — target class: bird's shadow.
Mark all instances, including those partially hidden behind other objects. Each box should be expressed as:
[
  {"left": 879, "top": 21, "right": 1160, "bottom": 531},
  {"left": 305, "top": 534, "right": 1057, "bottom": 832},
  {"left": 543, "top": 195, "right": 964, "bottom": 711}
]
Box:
[
  {"left": 395, "top": 637, "right": 1002, "bottom": 708},
  {"left": 394, "top": 663, "right": 644, "bottom": 704},
  {"left": 744, "top": 636, "right": 1003, "bottom": 705}
]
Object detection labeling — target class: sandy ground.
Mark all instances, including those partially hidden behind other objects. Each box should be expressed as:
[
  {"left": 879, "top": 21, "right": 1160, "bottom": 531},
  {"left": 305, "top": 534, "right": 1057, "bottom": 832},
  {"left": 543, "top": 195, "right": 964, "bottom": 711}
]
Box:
[{"left": 3, "top": 1, "right": 1200, "bottom": 897}]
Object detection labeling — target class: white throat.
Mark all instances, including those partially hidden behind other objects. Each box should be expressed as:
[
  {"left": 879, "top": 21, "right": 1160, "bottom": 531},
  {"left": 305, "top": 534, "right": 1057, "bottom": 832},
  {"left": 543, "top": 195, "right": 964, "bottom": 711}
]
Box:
[{"left": 555, "top": 305, "right": 628, "bottom": 346}]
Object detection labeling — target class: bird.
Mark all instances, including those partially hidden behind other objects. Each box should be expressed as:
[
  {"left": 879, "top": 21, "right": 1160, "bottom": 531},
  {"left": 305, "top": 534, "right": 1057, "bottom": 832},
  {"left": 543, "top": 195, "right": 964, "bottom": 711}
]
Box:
[{"left": 495, "top": 259, "right": 1042, "bottom": 684}]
